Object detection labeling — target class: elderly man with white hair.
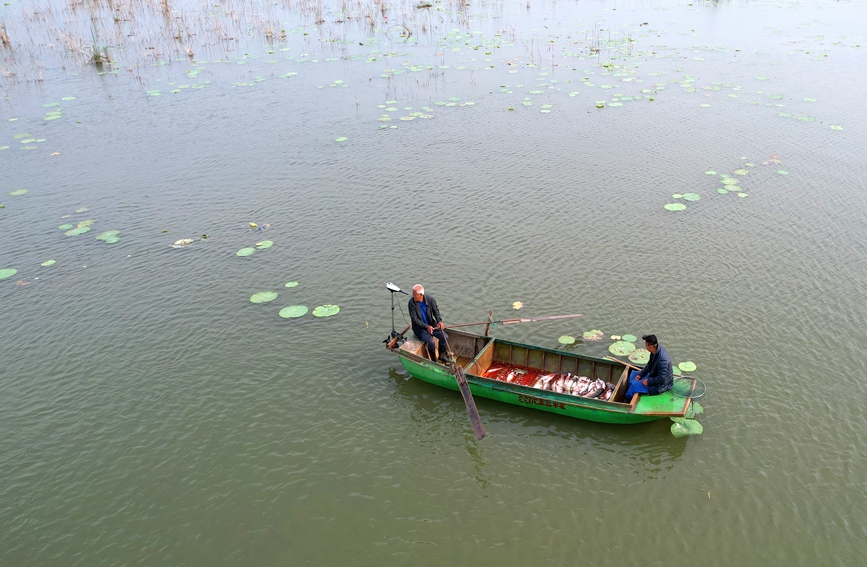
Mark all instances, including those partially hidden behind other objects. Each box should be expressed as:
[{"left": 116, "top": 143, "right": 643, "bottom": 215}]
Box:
[{"left": 408, "top": 284, "right": 450, "bottom": 363}]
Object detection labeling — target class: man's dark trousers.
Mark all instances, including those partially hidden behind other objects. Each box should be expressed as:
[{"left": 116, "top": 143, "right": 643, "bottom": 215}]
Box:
[{"left": 417, "top": 328, "right": 448, "bottom": 360}]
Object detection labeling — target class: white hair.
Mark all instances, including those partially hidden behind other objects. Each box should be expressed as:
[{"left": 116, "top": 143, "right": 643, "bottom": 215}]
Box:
[{"left": 413, "top": 284, "right": 424, "bottom": 294}]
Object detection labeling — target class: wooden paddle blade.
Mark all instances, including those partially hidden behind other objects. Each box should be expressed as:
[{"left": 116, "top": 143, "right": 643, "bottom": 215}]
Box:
[{"left": 453, "top": 365, "right": 487, "bottom": 440}]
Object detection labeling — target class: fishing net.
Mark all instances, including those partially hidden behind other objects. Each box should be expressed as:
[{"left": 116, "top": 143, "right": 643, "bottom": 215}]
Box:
[{"left": 671, "top": 377, "right": 706, "bottom": 399}]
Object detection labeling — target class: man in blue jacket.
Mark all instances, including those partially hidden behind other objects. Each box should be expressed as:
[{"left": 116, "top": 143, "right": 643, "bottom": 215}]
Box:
[
  {"left": 625, "top": 334, "right": 674, "bottom": 402},
  {"left": 408, "top": 284, "right": 451, "bottom": 363}
]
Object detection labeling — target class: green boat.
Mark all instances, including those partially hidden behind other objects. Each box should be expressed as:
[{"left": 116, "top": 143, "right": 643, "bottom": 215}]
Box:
[{"left": 392, "top": 328, "right": 691, "bottom": 425}]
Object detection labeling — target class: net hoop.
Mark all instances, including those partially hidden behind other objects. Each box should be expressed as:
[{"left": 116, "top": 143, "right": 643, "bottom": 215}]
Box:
[{"left": 671, "top": 376, "right": 706, "bottom": 399}]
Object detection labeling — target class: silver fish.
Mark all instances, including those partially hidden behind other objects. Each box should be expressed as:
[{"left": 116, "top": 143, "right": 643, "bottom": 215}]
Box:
[
  {"left": 505, "top": 371, "right": 515, "bottom": 382},
  {"left": 585, "top": 387, "right": 604, "bottom": 399}
]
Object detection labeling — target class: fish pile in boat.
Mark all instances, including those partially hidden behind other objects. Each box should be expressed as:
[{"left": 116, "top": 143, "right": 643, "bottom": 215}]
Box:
[{"left": 530, "top": 373, "right": 615, "bottom": 401}]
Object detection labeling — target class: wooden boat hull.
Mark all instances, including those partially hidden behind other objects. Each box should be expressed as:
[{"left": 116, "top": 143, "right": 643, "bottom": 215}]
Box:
[{"left": 395, "top": 330, "right": 689, "bottom": 425}]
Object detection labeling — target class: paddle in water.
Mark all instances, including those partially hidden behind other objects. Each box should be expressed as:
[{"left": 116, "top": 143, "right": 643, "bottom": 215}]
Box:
[{"left": 441, "top": 334, "right": 487, "bottom": 440}]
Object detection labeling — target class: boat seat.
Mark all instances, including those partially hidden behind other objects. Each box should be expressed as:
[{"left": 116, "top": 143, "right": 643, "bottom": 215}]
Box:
[{"left": 402, "top": 334, "right": 439, "bottom": 360}]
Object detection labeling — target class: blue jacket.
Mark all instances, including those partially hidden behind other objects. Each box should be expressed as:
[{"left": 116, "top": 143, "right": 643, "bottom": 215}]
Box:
[{"left": 637, "top": 345, "right": 674, "bottom": 395}]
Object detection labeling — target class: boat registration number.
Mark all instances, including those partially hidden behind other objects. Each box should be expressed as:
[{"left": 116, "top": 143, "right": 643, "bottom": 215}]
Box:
[{"left": 517, "top": 394, "right": 567, "bottom": 410}]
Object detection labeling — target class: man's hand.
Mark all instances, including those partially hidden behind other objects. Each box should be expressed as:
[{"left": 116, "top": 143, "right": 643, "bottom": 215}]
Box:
[
  {"left": 641, "top": 379, "right": 648, "bottom": 386},
  {"left": 436, "top": 321, "right": 445, "bottom": 330},
  {"left": 427, "top": 325, "right": 434, "bottom": 334}
]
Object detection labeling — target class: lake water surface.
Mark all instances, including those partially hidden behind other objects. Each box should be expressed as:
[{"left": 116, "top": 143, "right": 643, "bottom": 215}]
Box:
[{"left": 1, "top": 0, "right": 866, "bottom": 564}]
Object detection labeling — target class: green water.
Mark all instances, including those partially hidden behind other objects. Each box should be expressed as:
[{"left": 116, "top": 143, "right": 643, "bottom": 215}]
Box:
[{"left": 1, "top": 0, "right": 866, "bottom": 564}]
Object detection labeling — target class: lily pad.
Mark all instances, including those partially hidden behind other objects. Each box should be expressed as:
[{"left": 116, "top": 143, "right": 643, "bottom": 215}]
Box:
[
  {"left": 104, "top": 237, "right": 120, "bottom": 244},
  {"left": 9, "top": 190, "right": 28, "bottom": 196},
  {"left": 0, "top": 268, "right": 18, "bottom": 279},
  {"left": 64, "top": 226, "right": 91, "bottom": 236},
  {"left": 255, "top": 240, "right": 273, "bottom": 249},
  {"left": 678, "top": 361, "right": 697, "bottom": 372},
  {"left": 609, "top": 341, "right": 636, "bottom": 356},
  {"left": 717, "top": 188, "right": 729, "bottom": 194},
  {"left": 734, "top": 169, "right": 749, "bottom": 176},
  {"left": 628, "top": 348, "right": 650, "bottom": 365},
  {"left": 59, "top": 224, "right": 74, "bottom": 230},
  {"left": 721, "top": 177, "right": 739, "bottom": 185},
  {"left": 777, "top": 170, "right": 789, "bottom": 175},
  {"left": 335, "top": 137, "right": 348, "bottom": 142},
  {"left": 622, "top": 334, "right": 637, "bottom": 342},
  {"left": 685, "top": 401, "right": 704, "bottom": 419},
  {"left": 683, "top": 193, "right": 701, "bottom": 202},
  {"left": 583, "top": 329, "right": 604, "bottom": 341},
  {"left": 77, "top": 219, "right": 94, "bottom": 228},
  {"left": 96, "top": 231, "right": 121, "bottom": 241},
  {"left": 279, "top": 305, "right": 308, "bottom": 318},
  {"left": 41, "top": 260, "right": 56, "bottom": 267},
  {"left": 236, "top": 247, "right": 255, "bottom": 257},
  {"left": 673, "top": 366, "right": 682, "bottom": 376},
  {"left": 664, "top": 203, "right": 686, "bottom": 211},
  {"left": 830, "top": 125, "right": 843, "bottom": 131},
  {"left": 512, "top": 301, "right": 523, "bottom": 309},
  {"left": 312, "top": 304, "right": 340, "bottom": 317},
  {"left": 285, "top": 281, "right": 299, "bottom": 288},
  {"left": 670, "top": 417, "right": 703, "bottom": 437},
  {"left": 705, "top": 171, "right": 716, "bottom": 175},
  {"left": 250, "top": 291, "right": 278, "bottom": 303},
  {"left": 558, "top": 335, "right": 576, "bottom": 345},
  {"left": 672, "top": 194, "right": 683, "bottom": 199}
]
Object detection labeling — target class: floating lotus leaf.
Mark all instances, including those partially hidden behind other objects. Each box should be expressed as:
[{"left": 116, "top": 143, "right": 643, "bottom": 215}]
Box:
[
  {"left": 609, "top": 341, "right": 636, "bottom": 356},
  {"left": 9, "top": 190, "right": 28, "bottom": 196},
  {"left": 583, "top": 329, "right": 604, "bottom": 341},
  {"left": 664, "top": 203, "right": 686, "bottom": 211},
  {"left": 558, "top": 335, "right": 576, "bottom": 345},
  {"left": 65, "top": 226, "right": 90, "bottom": 236},
  {"left": 312, "top": 304, "right": 340, "bottom": 317},
  {"left": 734, "top": 169, "right": 749, "bottom": 176},
  {"left": 236, "top": 247, "right": 255, "bottom": 257},
  {"left": 721, "top": 178, "right": 739, "bottom": 185},
  {"left": 705, "top": 171, "right": 716, "bottom": 175},
  {"left": 622, "top": 334, "right": 637, "bottom": 342},
  {"left": 683, "top": 193, "right": 701, "bottom": 201},
  {"left": 610, "top": 335, "right": 621, "bottom": 340},
  {"left": 777, "top": 170, "right": 788, "bottom": 175},
  {"left": 255, "top": 240, "right": 273, "bottom": 249},
  {"left": 0, "top": 268, "right": 18, "bottom": 279},
  {"left": 97, "top": 231, "right": 121, "bottom": 241},
  {"left": 673, "top": 366, "right": 682, "bottom": 376},
  {"left": 104, "top": 237, "right": 120, "bottom": 244},
  {"left": 678, "top": 361, "right": 697, "bottom": 372},
  {"left": 628, "top": 348, "right": 650, "bottom": 365},
  {"left": 830, "top": 125, "right": 843, "bottom": 131},
  {"left": 670, "top": 418, "right": 703, "bottom": 437},
  {"left": 685, "top": 401, "right": 705, "bottom": 419},
  {"left": 59, "top": 224, "right": 74, "bottom": 230},
  {"left": 672, "top": 194, "right": 683, "bottom": 199},
  {"left": 738, "top": 193, "right": 749, "bottom": 198},
  {"left": 279, "top": 305, "right": 308, "bottom": 318},
  {"left": 250, "top": 291, "right": 278, "bottom": 304},
  {"left": 717, "top": 188, "right": 729, "bottom": 194},
  {"left": 41, "top": 260, "right": 56, "bottom": 267},
  {"left": 335, "top": 137, "right": 348, "bottom": 142},
  {"left": 285, "top": 281, "right": 299, "bottom": 288},
  {"left": 512, "top": 301, "right": 523, "bottom": 309},
  {"left": 77, "top": 219, "right": 94, "bottom": 228}
]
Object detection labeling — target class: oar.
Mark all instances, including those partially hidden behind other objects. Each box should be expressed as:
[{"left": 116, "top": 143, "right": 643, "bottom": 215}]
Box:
[
  {"left": 604, "top": 355, "right": 641, "bottom": 370},
  {"left": 440, "top": 333, "right": 487, "bottom": 440},
  {"left": 446, "top": 313, "right": 583, "bottom": 329}
]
